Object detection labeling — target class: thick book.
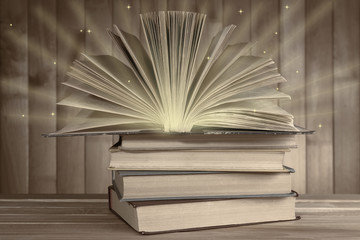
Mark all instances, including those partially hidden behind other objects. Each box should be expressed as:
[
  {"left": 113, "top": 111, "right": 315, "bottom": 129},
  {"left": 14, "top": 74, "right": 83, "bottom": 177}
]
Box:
[
  {"left": 119, "top": 133, "right": 297, "bottom": 150},
  {"left": 112, "top": 168, "right": 294, "bottom": 201},
  {"left": 108, "top": 147, "right": 289, "bottom": 171},
  {"left": 108, "top": 186, "right": 298, "bottom": 234},
  {"left": 49, "top": 11, "right": 301, "bottom": 135}
]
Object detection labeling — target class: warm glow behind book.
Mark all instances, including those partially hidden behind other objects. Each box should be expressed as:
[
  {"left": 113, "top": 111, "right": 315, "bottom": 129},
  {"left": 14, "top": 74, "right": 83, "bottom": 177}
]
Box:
[{"left": 54, "top": 11, "right": 298, "bottom": 135}]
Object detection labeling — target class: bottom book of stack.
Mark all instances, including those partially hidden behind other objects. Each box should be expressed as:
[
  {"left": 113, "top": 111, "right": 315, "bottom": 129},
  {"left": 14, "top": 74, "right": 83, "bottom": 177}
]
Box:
[
  {"left": 108, "top": 186, "right": 298, "bottom": 234},
  {"left": 108, "top": 169, "right": 299, "bottom": 234}
]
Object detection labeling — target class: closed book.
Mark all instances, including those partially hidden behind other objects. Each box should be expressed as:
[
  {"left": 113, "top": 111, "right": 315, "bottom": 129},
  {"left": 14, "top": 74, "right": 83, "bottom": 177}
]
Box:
[
  {"left": 112, "top": 168, "right": 294, "bottom": 201},
  {"left": 108, "top": 147, "right": 288, "bottom": 171},
  {"left": 119, "top": 133, "right": 297, "bottom": 151},
  {"left": 108, "top": 186, "right": 298, "bottom": 234}
]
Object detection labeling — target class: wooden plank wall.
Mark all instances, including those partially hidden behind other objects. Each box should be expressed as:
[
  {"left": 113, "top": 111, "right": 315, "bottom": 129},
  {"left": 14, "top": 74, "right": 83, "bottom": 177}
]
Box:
[
  {"left": 280, "top": 0, "right": 306, "bottom": 193},
  {"left": 333, "top": 0, "right": 360, "bottom": 194},
  {"left": 0, "top": 0, "right": 29, "bottom": 193},
  {"left": 0, "top": 0, "right": 359, "bottom": 194},
  {"left": 28, "top": 0, "right": 57, "bottom": 193},
  {"left": 56, "top": 0, "right": 86, "bottom": 194},
  {"left": 305, "top": 0, "right": 334, "bottom": 194},
  {"left": 84, "top": 0, "right": 113, "bottom": 194}
]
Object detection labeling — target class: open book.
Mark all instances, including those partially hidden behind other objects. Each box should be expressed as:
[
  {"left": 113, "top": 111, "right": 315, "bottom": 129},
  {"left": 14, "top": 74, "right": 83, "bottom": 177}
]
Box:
[{"left": 55, "top": 11, "right": 297, "bottom": 135}]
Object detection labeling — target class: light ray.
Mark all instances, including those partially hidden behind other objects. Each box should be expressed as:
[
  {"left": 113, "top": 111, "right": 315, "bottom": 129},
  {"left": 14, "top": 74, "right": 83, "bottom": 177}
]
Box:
[{"left": 249, "top": 2, "right": 280, "bottom": 58}]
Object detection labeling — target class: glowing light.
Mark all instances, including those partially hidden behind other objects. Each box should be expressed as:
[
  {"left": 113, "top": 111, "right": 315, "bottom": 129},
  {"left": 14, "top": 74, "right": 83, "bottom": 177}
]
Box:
[
  {"left": 127, "top": 4, "right": 131, "bottom": 9},
  {"left": 276, "top": 87, "right": 279, "bottom": 91},
  {"left": 21, "top": 114, "right": 25, "bottom": 118},
  {"left": 80, "top": 29, "right": 83, "bottom": 32},
  {"left": 9, "top": 23, "right": 13, "bottom": 27},
  {"left": 253, "top": 109, "right": 257, "bottom": 112},
  {"left": 274, "top": 31, "right": 278, "bottom": 35},
  {"left": 285, "top": 5, "right": 289, "bottom": 9},
  {"left": 51, "top": 112, "right": 55, "bottom": 116},
  {"left": 53, "top": 61, "right": 56, "bottom": 65},
  {"left": 87, "top": 29, "right": 91, "bottom": 33},
  {"left": 238, "top": 9, "right": 244, "bottom": 14},
  {"left": 263, "top": 50, "right": 266, "bottom": 54},
  {"left": 318, "top": 124, "right": 322, "bottom": 128},
  {"left": 206, "top": 56, "right": 210, "bottom": 60},
  {"left": 296, "top": 70, "right": 299, "bottom": 74},
  {"left": 127, "top": 80, "right": 131, "bottom": 83}
]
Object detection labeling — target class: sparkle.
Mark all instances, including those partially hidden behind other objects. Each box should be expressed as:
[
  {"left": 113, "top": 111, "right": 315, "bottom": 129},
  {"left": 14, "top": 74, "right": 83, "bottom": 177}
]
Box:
[
  {"left": 10, "top": 23, "right": 13, "bottom": 27},
  {"left": 80, "top": 29, "right": 83, "bottom": 32},
  {"left": 53, "top": 61, "right": 56, "bottom": 65},
  {"left": 238, "top": 9, "right": 244, "bottom": 14},
  {"left": 274, "top": 31, "right": 278, "bottom": 35},
  {"left": 276, "top": 87, "right": 279, "bottom": 91},
  {"left": 263, "top": 50, "right": 266, "bottom": 54},
  {"left": 87, "top": 29, "right": 91, "bottom": 33},
  {"left": 127, "top": 4, "right": 131, "bottom": 9},
  {"left": 127, "top": 80, "right": 131, "bottom": 83},
  {"left": 51, "top": 112, "right": 55, "bottom": 116},
  {"left": 253, "top": 109, "right": 257, "bottom": 112},
  {"left": 206, "top": 56, "right": 210, "bottom": 60},
  {"left": 296, "top": 70, "right": 299, "bottom": 74},
  {"left": 285, "top": 5, "right": 289, "bottom": 9},
  {"left": 318, "top": 124, "right": 322, "bottom": 128},
  {"left": 21, "top": 114, "right": 25, "bottom": 118}
]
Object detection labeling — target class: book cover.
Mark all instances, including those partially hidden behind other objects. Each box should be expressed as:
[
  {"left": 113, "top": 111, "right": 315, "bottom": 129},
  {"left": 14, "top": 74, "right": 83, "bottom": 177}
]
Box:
[
  {"left": 108, "top": 186, "right": 299, "bottom": 234},
  {"left": 111, "top": 168, "right": 295, "bottom": 201}
]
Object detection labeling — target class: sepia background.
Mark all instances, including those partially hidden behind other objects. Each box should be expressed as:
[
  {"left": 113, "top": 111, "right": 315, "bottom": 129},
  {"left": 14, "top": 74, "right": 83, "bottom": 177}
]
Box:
[{"left": 0, "top": 0, "right": 358, "bottom": 194}]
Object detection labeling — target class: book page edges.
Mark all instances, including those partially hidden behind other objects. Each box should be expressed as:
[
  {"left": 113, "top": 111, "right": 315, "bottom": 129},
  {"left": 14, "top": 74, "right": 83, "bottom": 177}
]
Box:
[{"left": 43, "top": 126, "right": 314, "bottom": 137}]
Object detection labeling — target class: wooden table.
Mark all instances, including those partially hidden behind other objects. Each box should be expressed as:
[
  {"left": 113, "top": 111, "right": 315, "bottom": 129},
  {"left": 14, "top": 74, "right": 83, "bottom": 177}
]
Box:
[{"left": 0, "top": 194, "right": 359, "bottom": 239}]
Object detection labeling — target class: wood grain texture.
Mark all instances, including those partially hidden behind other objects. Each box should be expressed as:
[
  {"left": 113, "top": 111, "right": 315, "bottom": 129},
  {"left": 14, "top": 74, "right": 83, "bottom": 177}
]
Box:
[
  {"left": 0, "top": 195, "right": 359, "bottom": 239},
  {"left": 56, "top": 0, "right": 86, "bottom": 193},
  {"left": 1, "top": 0, "right": 360, "bottom": 194},
  {"left": 251, "top": 0, "right": 280, "bottom": 64},
  {"left": 196, "top": 0, "right": 223, "bottom": 71},
  {"left": 279, "top": 0, "right": 306, "bottom": 193},
  {"left": 112, "top": 0, "right": 141, "bottom": 61},
  {"left": 333, "top": 0, "right": 360, "bottom": 193},
  {"left": 140, "top": 0, "right": 167, "bottom": 13},
  {"left": 223, "top": 0, "right": 251, "bottom": 44},
  {"left": 305, "top": 0, "right": 334, "bottom": 194},
  {"left": 84, "top": 0, "right": 113, "bottom": 194},
  {"left": 0, "top": 0, "right": 29, "bottom": 193},
  {"left": 167, "top": 0, "right": 196, "bottom": 11},
  {"left": 28, "top": 0, "right": 57, "bottom": 193}
]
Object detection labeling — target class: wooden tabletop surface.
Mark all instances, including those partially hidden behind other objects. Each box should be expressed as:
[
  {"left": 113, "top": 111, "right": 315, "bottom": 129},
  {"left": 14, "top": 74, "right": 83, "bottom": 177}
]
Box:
[{"left": 0, "top": 194, "right": 359, "bottom": 239}]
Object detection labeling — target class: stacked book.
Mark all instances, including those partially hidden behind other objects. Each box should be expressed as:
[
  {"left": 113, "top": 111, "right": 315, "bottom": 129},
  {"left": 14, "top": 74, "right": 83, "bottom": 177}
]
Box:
[{"left": 108, "top": 131, "right": 301, "bottom": 234}]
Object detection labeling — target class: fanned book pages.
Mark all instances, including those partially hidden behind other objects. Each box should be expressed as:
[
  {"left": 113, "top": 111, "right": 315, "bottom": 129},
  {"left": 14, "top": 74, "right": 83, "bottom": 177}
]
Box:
[{"left": 54, "top": 11, "right": 299, "bottom": 135}]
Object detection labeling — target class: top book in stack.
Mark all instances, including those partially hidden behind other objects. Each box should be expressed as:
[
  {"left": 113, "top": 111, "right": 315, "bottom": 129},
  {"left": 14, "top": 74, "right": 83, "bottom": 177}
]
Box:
[
  {"left": 49, "top": 11, "right": 302, "bottom": 136},
  {"left": 119, "top": 132, "right": 297, "bottom": 151}
]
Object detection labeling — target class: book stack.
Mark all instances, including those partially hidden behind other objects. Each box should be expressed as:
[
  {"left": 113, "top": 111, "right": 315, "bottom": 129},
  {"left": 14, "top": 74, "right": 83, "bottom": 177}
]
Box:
[
  {"left": 45, "top": 11, "right": 312, "bottom": 234},
  {"left": 107, "top": 131, "right": 303, "bottom": 234}
]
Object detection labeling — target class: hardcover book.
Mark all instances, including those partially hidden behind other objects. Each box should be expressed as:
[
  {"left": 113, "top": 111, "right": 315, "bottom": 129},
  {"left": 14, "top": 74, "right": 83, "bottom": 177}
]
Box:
[
  {"left": 118, "top": 133, "right": 298, "bottom": 150},
  {"left": 112, "top": 169, "right": 294, "bottom": 201},
  {"left": 108, "top": 146, "right": 289, "bottom": 171},
  {"left": 108, "top": 186, "right": 298, "bottom": 234}
]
